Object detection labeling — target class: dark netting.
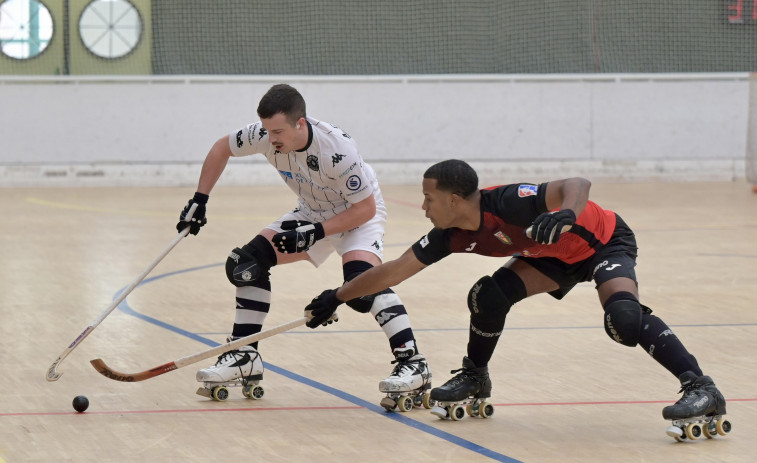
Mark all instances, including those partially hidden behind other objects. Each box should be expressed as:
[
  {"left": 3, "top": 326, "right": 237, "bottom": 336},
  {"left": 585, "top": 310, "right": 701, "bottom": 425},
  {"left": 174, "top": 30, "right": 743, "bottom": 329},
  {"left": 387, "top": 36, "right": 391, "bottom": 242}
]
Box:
[{"left": 150, "top": 0, "right": 757, "bottom": 75}]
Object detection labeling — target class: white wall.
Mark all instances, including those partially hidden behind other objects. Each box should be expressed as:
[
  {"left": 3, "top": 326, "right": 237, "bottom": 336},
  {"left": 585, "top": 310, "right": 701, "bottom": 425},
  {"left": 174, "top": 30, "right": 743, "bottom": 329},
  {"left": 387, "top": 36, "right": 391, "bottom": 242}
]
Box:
[{"left": 0, "top": 74, "right": 749, "bottom": 187}]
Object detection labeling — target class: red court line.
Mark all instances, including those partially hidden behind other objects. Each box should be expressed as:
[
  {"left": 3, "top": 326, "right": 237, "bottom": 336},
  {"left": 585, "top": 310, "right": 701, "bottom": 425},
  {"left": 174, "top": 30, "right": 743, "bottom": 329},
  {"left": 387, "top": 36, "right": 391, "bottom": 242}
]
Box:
[{"left": 3, "top": 398, "right": 755, "bottom": 417}]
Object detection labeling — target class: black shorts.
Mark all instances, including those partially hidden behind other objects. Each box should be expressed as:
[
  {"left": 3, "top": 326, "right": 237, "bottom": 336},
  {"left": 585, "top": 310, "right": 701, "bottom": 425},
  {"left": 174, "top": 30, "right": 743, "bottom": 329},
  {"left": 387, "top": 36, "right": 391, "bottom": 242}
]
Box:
[{"left": 514, "top": 214, "right": 638, "bottom": 300}]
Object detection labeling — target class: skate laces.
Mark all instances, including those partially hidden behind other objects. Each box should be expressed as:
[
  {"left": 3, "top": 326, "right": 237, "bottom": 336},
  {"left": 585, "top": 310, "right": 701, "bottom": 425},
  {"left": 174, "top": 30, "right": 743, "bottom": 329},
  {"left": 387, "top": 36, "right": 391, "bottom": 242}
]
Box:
[{"left": 389, "top": 357, "right": 420, "bottom": 377}]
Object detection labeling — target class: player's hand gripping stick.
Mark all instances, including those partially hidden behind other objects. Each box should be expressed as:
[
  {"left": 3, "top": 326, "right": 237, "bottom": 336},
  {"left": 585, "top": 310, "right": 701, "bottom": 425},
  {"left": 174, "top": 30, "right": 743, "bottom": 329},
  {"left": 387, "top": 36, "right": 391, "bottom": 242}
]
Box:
[
  {"left": 272, "top": 220, "right": 325, "bottom": 253},
  {"left": 525, "top": 209, "right": 576, "bottom": 244}
]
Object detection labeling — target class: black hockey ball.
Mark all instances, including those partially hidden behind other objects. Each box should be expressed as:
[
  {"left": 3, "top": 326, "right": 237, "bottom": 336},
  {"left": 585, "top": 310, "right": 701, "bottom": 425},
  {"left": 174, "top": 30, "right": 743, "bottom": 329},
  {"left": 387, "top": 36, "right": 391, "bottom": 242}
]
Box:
[{"left": 72, "top": 395, "right": 89, "bottom": 413}]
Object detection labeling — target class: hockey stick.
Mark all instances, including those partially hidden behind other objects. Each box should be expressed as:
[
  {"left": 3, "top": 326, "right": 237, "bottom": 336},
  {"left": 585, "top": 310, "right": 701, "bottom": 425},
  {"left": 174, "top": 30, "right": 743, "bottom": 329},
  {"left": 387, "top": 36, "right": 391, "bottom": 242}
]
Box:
[
  {"left": 46, "top": 216, "right": 195, "bottom": 382},
  {"left": 90, "top": 316, "right": 308, "bottom": 382}
]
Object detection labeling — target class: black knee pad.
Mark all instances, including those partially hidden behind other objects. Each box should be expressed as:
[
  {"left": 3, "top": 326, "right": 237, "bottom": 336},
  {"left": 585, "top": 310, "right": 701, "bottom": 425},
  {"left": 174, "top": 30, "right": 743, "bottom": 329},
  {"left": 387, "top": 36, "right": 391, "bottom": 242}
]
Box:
[
  {"left": 467, "top": 276, "right": 512, "bottom": 322},
  {"left": 225, "top": 235, "right": 275, "bottom": 287},
  {"left": 603, "top": 293, "right": 643, "bottom": 347},
  {"left": 343, "top": 260, "right": 377, "bottom": 313}
]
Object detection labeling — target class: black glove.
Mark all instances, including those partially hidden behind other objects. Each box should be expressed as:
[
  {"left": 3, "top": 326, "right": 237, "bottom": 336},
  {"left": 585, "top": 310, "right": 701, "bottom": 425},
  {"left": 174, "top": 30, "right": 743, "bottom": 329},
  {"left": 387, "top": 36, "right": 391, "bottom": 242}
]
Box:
[
  {"left": 176, "top": 192, "right": 208, "bottom": 235},
  {"left": 272, "top": 220, "right": 325, "bottom": 253},
  {"left": 527, "top": 209, "right": 576, "bottom": 244},
  {"left": 305, "top": 289, "right": 343, "bottom": 328}
]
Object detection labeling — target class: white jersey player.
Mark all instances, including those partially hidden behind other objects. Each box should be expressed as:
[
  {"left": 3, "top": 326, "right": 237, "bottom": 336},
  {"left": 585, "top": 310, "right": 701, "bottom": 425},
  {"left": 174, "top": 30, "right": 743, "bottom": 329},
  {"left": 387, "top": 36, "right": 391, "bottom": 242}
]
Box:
[{"left": 177, "top": 84, "right": 431, "bottom": 410}]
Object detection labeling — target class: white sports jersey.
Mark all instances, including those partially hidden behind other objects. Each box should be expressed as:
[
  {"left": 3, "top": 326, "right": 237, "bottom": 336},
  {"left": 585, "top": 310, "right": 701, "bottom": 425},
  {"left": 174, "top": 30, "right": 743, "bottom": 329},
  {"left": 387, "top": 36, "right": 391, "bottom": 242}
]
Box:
[{"left": 228, "top": 117, "right": 380, "bottom": 221}]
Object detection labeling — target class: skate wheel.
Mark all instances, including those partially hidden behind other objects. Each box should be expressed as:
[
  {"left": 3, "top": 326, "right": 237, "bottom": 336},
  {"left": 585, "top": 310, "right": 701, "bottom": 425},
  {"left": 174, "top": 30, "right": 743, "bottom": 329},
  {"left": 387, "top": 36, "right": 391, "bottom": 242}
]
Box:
[
  {"left": 243, "top": 384, "right": 264, "bottom": 400},
  {"left": 421, "top": 392, "right": 435, "bottom": 409},
  {"left": 716, "top": 418, "right": 732, "bottom": 436},
  {"left": 703, "top": 422, "right": 716, "bottom": 439},
  {"left": 212, "top": 386, "right": 229, "bottom": 402},
  {"left": 465, "top": 403, "right": 476, "bottom": 417},
  {"left": 685, "top": 423, "right": 702, "bottom": 440},
  {"left": 450, "top": 404, "right": 466, "bottom": 421},
  {"left": 398, "top": 395, "right": 414, "bottom": 412},
  {"left": 480, "top": 402, "right": 495, "bottom": 419}
]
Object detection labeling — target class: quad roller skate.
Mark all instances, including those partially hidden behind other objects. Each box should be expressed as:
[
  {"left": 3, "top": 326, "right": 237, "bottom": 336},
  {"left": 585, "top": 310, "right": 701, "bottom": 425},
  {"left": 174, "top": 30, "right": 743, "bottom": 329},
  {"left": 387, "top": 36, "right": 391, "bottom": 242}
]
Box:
[
  {"left": 430, "top": 356, "right": 494, "bottom": 421},
  {"left": 195, "top": 338, "right": 265, "bottom": 402},
  {"left": 378, "top": 353, "right": 433, "bottom": 412},
  {"left": 663, "top": 371, "right": 731, "bottom": 441}
]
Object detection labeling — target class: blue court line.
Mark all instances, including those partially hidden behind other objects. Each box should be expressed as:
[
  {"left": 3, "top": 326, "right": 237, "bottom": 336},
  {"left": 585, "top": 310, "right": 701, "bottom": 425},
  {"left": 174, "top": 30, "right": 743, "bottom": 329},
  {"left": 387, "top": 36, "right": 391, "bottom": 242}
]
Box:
[{"left": 115, "top": 263, "right": 523, "bottom": 463}]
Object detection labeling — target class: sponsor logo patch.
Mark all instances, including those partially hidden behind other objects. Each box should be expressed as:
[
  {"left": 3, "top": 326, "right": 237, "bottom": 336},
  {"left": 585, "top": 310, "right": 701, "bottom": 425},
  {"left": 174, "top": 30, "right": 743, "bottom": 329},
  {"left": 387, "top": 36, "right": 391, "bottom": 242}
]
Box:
[
  {"left": 518, "top": 184, "right": 538, "bottom": 197},
  {"left": 346, "top": 175, "right": 362, "bottom": 191}
]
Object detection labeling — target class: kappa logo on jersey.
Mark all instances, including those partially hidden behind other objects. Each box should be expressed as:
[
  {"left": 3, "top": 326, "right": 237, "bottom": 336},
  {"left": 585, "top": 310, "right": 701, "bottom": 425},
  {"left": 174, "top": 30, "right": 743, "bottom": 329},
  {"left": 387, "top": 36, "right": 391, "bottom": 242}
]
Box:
[
  {"left": 306, "top": 154, "right": 319, "bottom": 171},
  {"left": 279, "top": 170, "right": 293, "bottom": 180},
  {"left": 346, "top": 175, "right": 362, "bottom": 191},
  {"left": 235, "top": 130, "right": 243, "bottom": 148},
  {"left": 332, "top": 153, "right": 345, "bottom": 167},
  {"left": 372, "top": 240, "right": 381, "bottom": 251},
  {"left": 518, "top": 184, "right": 538, "bottom": 197},
  {"left": 494, "top": 231, "right": 512, "bottom": 245},
  {"left": 258, "top": 127, "right": 267, "bottom": 140}
]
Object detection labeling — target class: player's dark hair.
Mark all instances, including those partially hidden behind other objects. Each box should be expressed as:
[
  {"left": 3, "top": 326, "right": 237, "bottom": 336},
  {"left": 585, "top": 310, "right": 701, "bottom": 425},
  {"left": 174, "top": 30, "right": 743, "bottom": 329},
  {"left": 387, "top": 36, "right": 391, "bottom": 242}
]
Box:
[
  {"left": 423, "top": 159, "right": 479, "bottom": 198},
  {"left": 257, "top": 84, "right": 306, "bottom": 125}
]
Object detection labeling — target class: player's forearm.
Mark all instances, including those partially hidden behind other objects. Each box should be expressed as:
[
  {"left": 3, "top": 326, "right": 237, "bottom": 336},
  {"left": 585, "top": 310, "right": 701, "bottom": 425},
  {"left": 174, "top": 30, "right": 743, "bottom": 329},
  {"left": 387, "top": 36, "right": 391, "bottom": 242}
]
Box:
[
  {"left": 196, "top": 137, "right": 232, "bottom": 195},
  {"left": 320, "top": 195, "right": 376, "bottom": 236},
  {"left": 559, "top": 177, "right": 590, "bottom": 216},
  {"left": 335, "top": 248, "right": 425, "bottom": 302},
  {"left": 335, "top": 265, "right": 398, "bottom": 302}
]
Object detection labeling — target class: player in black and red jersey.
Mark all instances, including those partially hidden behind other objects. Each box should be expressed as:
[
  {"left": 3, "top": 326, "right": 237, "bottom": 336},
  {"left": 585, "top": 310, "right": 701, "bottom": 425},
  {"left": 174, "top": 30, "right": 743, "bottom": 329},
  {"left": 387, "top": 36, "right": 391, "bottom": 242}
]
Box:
[{"left": 304, "top": 159, "right": 727, "bottom": 430}]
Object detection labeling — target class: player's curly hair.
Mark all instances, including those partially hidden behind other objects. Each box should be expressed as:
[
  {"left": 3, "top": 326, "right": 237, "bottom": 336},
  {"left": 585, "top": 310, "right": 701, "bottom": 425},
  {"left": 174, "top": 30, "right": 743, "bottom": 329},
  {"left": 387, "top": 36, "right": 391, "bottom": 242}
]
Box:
[
  {"left": 257, "top": 84, "right": 306, "bottom": 126},
  {"left": 423, "top": 159, "right": 479, "bottom": 198}
]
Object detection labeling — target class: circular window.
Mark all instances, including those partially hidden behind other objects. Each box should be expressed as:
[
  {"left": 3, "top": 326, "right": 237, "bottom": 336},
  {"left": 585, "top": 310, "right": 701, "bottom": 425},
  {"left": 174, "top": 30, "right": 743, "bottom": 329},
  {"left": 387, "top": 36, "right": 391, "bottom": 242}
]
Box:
[
  {"left": 79, "top": 0, "right": 142, "bottom": 59},
  {"left": 0, "top": 0, "right": 54, "bottom": 60}
]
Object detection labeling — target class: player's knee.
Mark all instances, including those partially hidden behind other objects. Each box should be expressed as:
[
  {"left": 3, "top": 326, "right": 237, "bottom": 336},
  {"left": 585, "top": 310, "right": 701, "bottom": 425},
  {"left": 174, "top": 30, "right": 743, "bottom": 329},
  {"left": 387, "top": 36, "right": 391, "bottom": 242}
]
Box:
[
  {"left": 343, "top": 260, "right": 376, "bottom": 313},
  {"left": 603, "top": 292, "right": 643, "bottom": 347},
  {"left": 346, "top": 293, "right": 375, "bottom": 313},
  {"left": 467, "top": 276, "right": 512, "bottom": 323},
  {"left": 225, "top": 236, "right": 274, "bottom": 287}
]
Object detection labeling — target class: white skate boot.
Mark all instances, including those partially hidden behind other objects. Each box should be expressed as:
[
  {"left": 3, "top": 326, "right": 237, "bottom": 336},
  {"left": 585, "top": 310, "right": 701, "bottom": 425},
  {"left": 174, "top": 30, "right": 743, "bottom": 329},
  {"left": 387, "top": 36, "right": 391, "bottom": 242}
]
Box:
[
  {"left": 379, "top": 348, "right": 432, "bottom": 412},
  {"left": 196, "top": 337, "right": 264, "bottom": 401}
]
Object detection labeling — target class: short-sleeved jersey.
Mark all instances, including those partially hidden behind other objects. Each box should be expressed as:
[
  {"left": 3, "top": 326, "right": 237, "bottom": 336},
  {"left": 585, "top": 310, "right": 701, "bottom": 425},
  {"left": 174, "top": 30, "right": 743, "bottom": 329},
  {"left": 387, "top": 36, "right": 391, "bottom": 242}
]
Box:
[
  {"left": 412, "top": 183, "right": 617, "bottom": 266},
  {"left": 229, "top": 116, "right": 378, "bottom": 221}
]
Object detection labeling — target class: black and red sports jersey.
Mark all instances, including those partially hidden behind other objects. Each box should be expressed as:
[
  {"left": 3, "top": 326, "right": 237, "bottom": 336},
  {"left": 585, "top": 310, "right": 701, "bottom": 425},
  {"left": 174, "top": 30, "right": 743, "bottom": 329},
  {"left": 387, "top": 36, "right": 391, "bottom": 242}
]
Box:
[{"left": 412, "top": 183, "right": 617, "bottom": 266}]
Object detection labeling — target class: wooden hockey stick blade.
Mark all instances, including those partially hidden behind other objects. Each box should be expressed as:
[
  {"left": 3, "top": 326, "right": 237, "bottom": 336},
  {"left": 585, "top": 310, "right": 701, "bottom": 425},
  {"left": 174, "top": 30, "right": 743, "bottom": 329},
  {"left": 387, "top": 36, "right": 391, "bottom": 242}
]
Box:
[
  {"left": 46, "top": 226, "right": 191, "bottom": 382},
  {"left": 90, "top": 316, "right": 308, "bottom": 382}
]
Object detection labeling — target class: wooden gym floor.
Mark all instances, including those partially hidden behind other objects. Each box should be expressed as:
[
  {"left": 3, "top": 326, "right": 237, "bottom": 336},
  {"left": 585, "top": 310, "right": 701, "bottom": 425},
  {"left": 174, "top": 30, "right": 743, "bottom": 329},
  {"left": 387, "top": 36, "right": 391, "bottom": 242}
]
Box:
[{"left": 1, "top": 180, "right": 756, "bottom": 463}]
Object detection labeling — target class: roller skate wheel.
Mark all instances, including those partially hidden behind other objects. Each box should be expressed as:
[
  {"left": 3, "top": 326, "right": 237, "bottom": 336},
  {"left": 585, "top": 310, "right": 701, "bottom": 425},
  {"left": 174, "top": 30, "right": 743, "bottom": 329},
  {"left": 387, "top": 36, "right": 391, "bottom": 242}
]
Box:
[
  {"left": 466, "top": 403, "right": 476, "bottom": 417},
  {"left": 716, "top": 418, "right": 731, "bottom": 436},
  {"left": 380, "top": 396, "right": 398, "bottom": 412},
  {"left": 685, "top": 423, "right": 702, "bottom": 440},
  {"left": 450, "top": 404, "right": 466, "bottom": 421},
  {"left": 480, "top": 402, "right": 495, "bottom": 419},
  {"left": 243, "top": 384, "right": 264, "bottom": 400},
  {"left": 430, "top": 405, "right": 448, "bottom": 419},
  {"left": 397, "top": 395, "right": 414, "bottom": 412},
  {"left": 703, "top": 422, "right": 716, "bottom": 439},
  {"left": 212, "top": 386, "right": 229, "bottom": 402},
  {"left": 421, "top": 392, "right": 435, "bottom": 409},
  {"left": 666, "top": 426, "right": 684, "bottom": 441}
]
